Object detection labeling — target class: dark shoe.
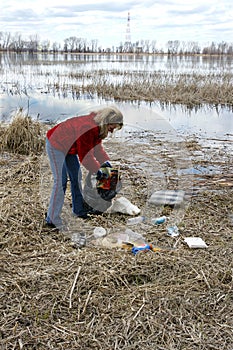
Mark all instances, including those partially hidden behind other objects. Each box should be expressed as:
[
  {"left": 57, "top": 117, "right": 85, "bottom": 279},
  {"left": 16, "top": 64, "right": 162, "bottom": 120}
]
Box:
[
  {"left": 43, "top": 220, "right": 59, "bottom": 232},
  {"left": 72, "top": 211, "right": 91, "bottom": 220},
  {"left": 44, "top": 212, "right": 59, "bottom": 229},
  {"left": 46, "top": 221, "right": 56, "bottom": 228},
  {"left": 88, "top": 209, "right": 103, "bottom": 216},
  {"left": 77, "top": 213, "right": 91, "bottom": 220}
]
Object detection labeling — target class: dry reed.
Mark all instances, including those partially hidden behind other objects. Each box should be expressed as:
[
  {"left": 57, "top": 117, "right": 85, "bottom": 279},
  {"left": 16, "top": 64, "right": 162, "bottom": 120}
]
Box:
[
  {"left": 0, "top": 109, "right": 45, "bottom": 155},
  {"left": 0, "top": 116, "right": 232, "bottom": 349},
  {"left": 65, "top": 70, "right": 233, "bottom": 108}
]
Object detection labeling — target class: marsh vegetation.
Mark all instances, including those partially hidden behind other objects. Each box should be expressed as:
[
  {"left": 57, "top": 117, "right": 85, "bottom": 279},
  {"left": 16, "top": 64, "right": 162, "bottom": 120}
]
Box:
[
  {"left": 0, "top": 53, "right": 232, "bottom": 349},
  {"left": 1, "top": 52, "right": 233, "bottom": 115}
]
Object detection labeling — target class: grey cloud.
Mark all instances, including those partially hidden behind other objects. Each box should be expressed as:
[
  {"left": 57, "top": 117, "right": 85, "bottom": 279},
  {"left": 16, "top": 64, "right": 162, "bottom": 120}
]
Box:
[
  {"left": 168, "top": 3, "right": 232, "bottom": 20},
  {"left": 49, "top": 1, "right": 138, "bottom": 14},
  {"left": 152, "top": 22, "right": 198, "bottom": 30},
  {"left": 167, "top": 5, "right": 210, "bottom": 17},
  {"left": 2, "top": 8, "right": 40, "bottom": 23}
]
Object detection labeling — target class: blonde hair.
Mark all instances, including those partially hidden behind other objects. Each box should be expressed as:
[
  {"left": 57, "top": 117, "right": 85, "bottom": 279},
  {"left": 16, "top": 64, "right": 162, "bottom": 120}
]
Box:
[{"left": 94, "top": 106, "right": 123, "bottom": 139}]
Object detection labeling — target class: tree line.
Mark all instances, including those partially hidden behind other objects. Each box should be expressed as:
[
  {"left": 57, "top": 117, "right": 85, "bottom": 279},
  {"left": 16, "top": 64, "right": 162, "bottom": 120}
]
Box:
[{"left": 0, "top": 31, "right": 233, "bottom": 55}]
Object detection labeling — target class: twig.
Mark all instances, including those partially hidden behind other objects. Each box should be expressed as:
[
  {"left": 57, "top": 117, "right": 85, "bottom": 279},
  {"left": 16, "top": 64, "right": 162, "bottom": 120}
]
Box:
[
  {"left": 201, "top": 269, "right": 211, "bottom": 289},
  {"left": 69, "top": 266, "right": 81, "bottom": 309},
  {"left": 81, "top": 289, "right": 92, "bottom": 315},
  {"left": 18, "top": 338, "right": 23, "bottom": 349},
  {"left": 133, "top": 303, "right": 145, "bottom": 320},
  {"left": 52, "top": 324, "right": 79, "bottom": 335}
]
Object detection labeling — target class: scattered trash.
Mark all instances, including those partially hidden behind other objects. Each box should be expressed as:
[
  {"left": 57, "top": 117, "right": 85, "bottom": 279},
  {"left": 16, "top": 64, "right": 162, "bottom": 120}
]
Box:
[
  {"left": 122, "top": 242, "right": 176, "bottom": 255},
  {"left": 93, "top": 226, "right": 107, "bottom": 238},
  {"left": 167, "top": 225, "right": 180, "bottom": 237},
  {"left": 184, "top": 237, "right": 208, "bottom": 248},
  {"left": 148, "top": 190, "right": 185, "bottom": 206},
  {"left": 127, "top": 215, "right": 168, "bottom": 225},
  {"left": 92, "top": 228, "right": 147, "bottom": 248},
  {"left": 71, "top": 232, "right": 86, "bottom": 248},
  {"left": 151, "top": 216, "right": 167, "bottom": 225},
  {"left": 107, "top": 196, "right": 141, "bottom": 215},
  {"left": 127, "top": 216, "right": 145, "bottom": 225},
  {"left": 131, "top": 244, "right": 154, "bottom": 255}
]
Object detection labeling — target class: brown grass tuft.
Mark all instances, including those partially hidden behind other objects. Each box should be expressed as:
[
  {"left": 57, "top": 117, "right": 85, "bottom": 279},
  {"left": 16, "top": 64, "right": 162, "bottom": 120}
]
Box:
[{"left": 0, "top": 109, "right": 45, "bottom": 155}]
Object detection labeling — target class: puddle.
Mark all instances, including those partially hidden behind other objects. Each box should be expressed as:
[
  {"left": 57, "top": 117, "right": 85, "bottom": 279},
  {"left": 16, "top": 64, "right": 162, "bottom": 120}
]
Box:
[{"left": 180, "top": 165, "right": 222, "bottom": 176}]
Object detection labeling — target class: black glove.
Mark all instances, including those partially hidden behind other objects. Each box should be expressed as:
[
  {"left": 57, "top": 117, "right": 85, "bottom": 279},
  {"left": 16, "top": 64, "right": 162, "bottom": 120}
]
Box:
[
  {"left": 101, "top": 161, "right": 112, "bottom": 168},
  {"left": 96, "top": 169, "right": 103, "bottom": 180}
]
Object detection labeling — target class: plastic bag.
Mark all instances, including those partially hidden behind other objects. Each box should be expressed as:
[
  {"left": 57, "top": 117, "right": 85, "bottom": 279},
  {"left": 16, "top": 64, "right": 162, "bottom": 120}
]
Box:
[{"left": 83, "top": 173, "right": 119, "bottom": 213}]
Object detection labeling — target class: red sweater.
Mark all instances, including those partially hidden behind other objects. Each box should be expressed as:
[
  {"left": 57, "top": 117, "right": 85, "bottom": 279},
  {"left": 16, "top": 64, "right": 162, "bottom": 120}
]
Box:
[{"left": 46, "top": 113, "right": 109, "bottom": 173}]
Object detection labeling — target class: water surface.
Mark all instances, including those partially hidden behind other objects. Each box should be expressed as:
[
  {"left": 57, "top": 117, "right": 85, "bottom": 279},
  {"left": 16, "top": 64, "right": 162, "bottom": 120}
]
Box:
[{"left": 0, "top": 52, "right": 232, "bottom": 140}]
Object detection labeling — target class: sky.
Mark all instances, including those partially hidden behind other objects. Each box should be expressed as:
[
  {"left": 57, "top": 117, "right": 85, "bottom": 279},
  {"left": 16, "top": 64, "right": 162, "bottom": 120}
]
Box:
[{"left": 0, "top": 0, "right": 233, "bottom": 49}]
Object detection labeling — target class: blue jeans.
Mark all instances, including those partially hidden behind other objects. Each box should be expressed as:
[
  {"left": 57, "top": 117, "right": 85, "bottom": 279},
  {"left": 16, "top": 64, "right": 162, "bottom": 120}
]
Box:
[
  {"left": 46, "top": 139, "right": 85, "bottom": 228},
  {"left": 46, "top": 138, "right": 65, "bottom": 227},
  {"left": 62, "top": 154, "right": 86, "bottom": 216}
]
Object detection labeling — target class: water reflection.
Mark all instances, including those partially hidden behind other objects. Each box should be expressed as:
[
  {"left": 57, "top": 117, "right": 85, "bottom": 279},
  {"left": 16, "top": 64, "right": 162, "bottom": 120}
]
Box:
[
  {"left": 1, "top": 51, "right": 233, "bottom": 72},
  {"left": 0, "top": 91, "right": 232, "bottom": 140},
  {"left": 0, "top": 52, "right": 232, "bottom": 139}
]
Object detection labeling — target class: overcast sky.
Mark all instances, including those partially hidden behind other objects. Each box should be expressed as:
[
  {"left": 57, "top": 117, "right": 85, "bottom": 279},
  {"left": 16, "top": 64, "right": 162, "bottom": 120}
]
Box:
[{"left": 1, "top": 0, "right": 233, "bottom": 49}]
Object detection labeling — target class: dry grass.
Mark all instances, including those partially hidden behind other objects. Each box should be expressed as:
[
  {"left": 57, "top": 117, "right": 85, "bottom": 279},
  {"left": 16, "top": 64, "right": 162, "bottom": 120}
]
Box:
[
  {"left": 0, "top": 109, "right": 45, "bottom": 155},
  {"left": 0, "top": 116, "right": 233, "bottom": 349},
  {"left": 59, "top": 71, "right": 233, "bottom": 108}
]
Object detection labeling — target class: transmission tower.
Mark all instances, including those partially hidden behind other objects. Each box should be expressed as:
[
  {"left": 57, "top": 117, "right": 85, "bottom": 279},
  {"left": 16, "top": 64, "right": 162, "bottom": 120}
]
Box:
[{"left": 125, "top": 12, "right": 131, "bottom": 44}]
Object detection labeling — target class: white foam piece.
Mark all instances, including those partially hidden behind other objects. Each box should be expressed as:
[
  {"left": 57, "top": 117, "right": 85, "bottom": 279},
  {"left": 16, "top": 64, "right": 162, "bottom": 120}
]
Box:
[{"left": 107, "top": 196, "right": 141, "bottom": 215}]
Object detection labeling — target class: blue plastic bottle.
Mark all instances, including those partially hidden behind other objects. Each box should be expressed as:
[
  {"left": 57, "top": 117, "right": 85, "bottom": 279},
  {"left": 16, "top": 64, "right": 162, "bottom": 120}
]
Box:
[{"left": 151, "top": 216, "right": 167, "bottom": 225}]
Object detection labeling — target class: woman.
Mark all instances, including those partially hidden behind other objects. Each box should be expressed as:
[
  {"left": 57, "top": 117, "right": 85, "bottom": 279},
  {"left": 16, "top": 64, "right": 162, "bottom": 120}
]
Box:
[{"left": 45, "top": 106, "right": 123, "bottom": 229}]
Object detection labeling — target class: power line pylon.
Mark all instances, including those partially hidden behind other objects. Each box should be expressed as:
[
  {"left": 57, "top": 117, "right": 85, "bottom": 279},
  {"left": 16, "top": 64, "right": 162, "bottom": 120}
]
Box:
[
  {"left": 124, "top": 12, "right": 132, "bottom": 52},
  {"left": 125, "top": 12, "right": 131, "bottom": 44}
]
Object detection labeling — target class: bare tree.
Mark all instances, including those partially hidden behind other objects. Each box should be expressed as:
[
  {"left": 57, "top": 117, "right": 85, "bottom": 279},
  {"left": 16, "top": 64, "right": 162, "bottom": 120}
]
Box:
[
  {"left": 0, "top": 31, "right": 12, "bottom": 49},
  {"left": 64, "top": 37, "right": 76, "bottom": 52},
  {"left": 217, "top": 41, "right": 228, "bottom": 55},
  {"left": 144, "top": 40, "right": 150, "bottom": 53},
  {"left": 10, "top": 32, "right": 24, "bottom": 52},
  {"left": 167, "top": 40, "right": 180, "bottom": 54},
  {"left": 122, "top": 40, "right": 133, "bottom": 53},
  {"left": 90, "top": 39, "right": 98, "bottom": 53},
  {"left": 52, "top": 42, "right": 60, "bottom": 53},
  {"left": 184, "top": 41, "right": 201, "bottom": 55},
  {"left": 27, "top": 34, "right": 39, "bottom": 52},
  {"left": 227, "top": 43, "right": 233, "bottom": 55},
  {"left": 151, "top": 40, "right": 157, "bottom": 53},
  {"left": 41, "top": 40, "right": 50, "bottom": 52},
  {"left": 82, "top": 38, "right": 87, "bottom": 52}
]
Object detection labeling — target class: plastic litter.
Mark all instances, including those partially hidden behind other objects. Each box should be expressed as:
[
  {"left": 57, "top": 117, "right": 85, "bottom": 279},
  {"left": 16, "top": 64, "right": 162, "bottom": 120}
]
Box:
[
  {"left": 151, "top": 216, "right": 167, "bottom": 225},
  {"left": 108, "top": 196, "right": 141, "bottom": 215},
  {"left": 92, "top": 228, "right": 146, "bottom": 248},
  {"left": 71, "top": 232, "right": 86, "bottom": 248},
  {"left": 184, "top": 237, "right": 208, "bottom": 248},
  {"left": 131, "top": 244, "right": 153, "bottom": 255},
  {"left": 148, "top": 190, "right": 185, "bottom": 206},
  {"left": 126, "top": 216, "right": 145, "bottom": 225},
  {"left": 93, "top": 226, "right": 107, "bottom": 238},
  {"left": 167, "top": 225, "right": 180, "bottom": 237},
  {"left": 127, "top": 243, "right": 174, "bottom": 255}
]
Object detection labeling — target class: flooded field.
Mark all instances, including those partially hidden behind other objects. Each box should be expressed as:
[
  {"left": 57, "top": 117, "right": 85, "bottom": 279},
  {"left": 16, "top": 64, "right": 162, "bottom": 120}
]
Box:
[{"left": 0, "top": 51, "right": 233, "bottom": 140}]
